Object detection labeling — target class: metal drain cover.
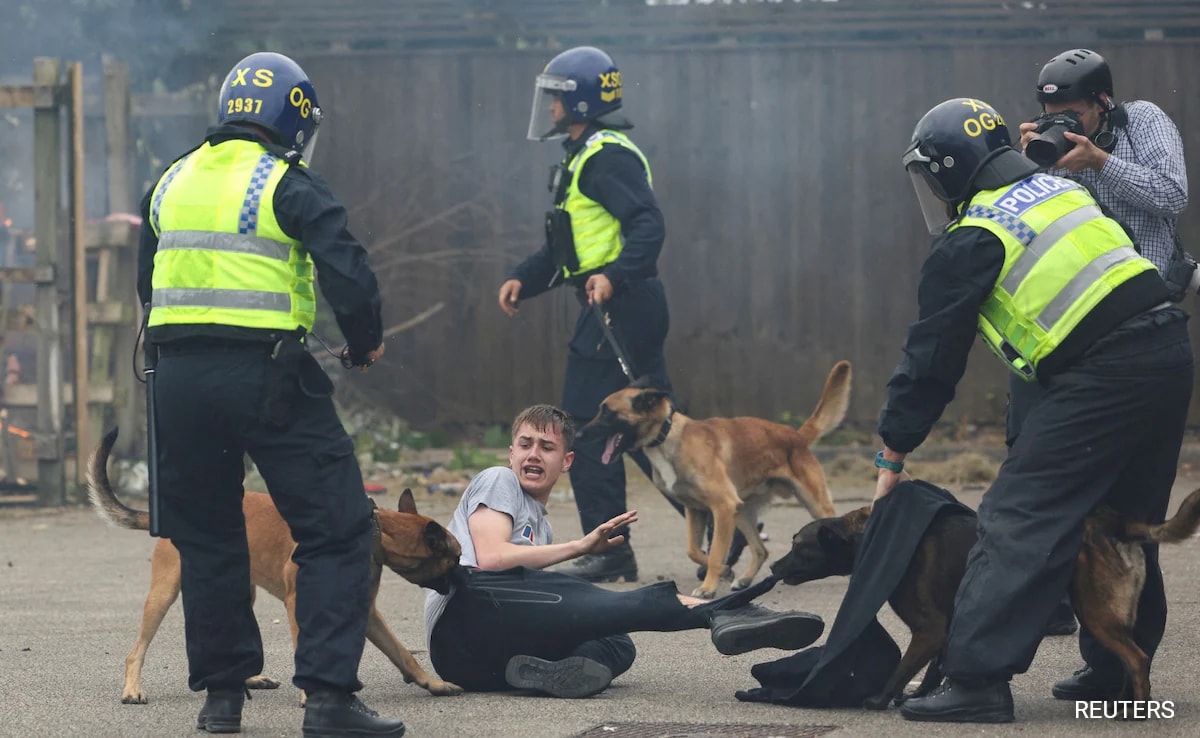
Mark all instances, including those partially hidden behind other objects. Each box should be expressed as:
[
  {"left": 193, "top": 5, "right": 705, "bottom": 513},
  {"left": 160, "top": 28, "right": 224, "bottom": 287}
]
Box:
[{"left": 576, "top": 723, "right": 839, "bottom": 738}]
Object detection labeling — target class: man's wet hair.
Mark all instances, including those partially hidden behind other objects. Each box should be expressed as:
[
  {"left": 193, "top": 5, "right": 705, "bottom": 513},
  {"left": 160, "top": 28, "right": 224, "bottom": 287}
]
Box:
[{"left": 511, "top": 404, "right": 576, "bottom": 449}]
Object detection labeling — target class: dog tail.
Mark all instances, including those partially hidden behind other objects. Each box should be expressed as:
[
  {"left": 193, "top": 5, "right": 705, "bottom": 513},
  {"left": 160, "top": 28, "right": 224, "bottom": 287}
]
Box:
[
  {"left": 86, "top": 427, "right": 150, "bottom": 531},
  {"left": 1123, "top": 487, "right": 1200, "bottom": 544},
  {"left": 796, "top": 360, "right": 852, "bottom": 447}
]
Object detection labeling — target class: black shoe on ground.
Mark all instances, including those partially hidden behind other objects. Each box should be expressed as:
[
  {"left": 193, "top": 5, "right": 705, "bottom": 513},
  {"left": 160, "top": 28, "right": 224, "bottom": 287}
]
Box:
[
  {"left": 707, "top": 603, "right": 824, "bottom": 656},
  {"left": 1043, "top": 601, "right": 1079, "bottom": 636},
  {"left": 1051, "top": 666, "right": 1124, "bottom": 701},
  {"left": 899, "top": 678, "right": 1014, "bottom": 723},
  {"left": 301, "top": 691, "right": 405, "bottom": 738},
  {"left": 504, "top": 655, "right": 613, "bottom": 698},
  {"left": 196, "top": 688, "right": 245, "bottom": 734},
  {"left": 561, "top": 546, "right": 638, "bottom": 583}
]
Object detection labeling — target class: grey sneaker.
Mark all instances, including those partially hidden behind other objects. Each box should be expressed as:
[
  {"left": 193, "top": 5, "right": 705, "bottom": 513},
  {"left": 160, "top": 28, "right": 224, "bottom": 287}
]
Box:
[
  {"left": 504, "top": 655, "right": 613, "bottom": 698},
  {"left": 708, "top": 603, "right": 825, "bottom": 655}
]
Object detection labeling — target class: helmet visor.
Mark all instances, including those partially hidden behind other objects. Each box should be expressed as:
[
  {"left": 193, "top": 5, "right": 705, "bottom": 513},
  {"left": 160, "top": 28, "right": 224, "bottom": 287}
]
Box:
[
  {"left": 300, "top": 107, "right": 323, "bottom": 164},
  {"left": 903, "top": 147, "right": 953, "bottom": 235},
  {"left": 527, "top": 74, "right": 575, "bottom": 142}
]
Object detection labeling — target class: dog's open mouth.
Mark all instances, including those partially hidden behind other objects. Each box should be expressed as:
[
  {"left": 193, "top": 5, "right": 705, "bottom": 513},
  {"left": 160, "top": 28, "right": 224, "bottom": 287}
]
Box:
[{"left": 602, "top": 433, "right": 624, "bottom": 464}]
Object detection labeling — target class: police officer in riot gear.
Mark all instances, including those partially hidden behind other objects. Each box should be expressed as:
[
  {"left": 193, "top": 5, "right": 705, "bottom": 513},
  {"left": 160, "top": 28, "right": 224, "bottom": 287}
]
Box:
[
  {"left": 873, "top": 98, "right": 1191, "bottom": 722},
  {"left": 498, "top": 46, "right": 676, "bottom": 583},
  {"left": 137, "top": 52, "right": 404, "bottom": 737}
]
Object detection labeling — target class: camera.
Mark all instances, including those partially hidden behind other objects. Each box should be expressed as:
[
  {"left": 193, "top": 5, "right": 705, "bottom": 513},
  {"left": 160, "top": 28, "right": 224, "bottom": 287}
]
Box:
[
  {"left": 1162, "top": 249, "right": 1200, "bottom": 302},
  {"left": 1025, "top": 110, "right": 1086, "bottom": 167}
]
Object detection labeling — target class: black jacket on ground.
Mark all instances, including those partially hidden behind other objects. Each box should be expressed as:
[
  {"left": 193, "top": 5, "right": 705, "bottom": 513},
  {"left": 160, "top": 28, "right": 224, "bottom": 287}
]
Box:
[{"left": 735, "top": 480, "right": 975, "bottom": 708}]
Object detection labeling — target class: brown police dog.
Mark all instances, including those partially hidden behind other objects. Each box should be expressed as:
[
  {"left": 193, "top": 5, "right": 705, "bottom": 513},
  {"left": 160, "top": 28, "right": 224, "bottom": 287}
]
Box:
[
  {"left": 581, "top": 360, "right": 851, "bottom": 599},
  {"left": 86, "top": 428, "right": 464, "bottom": 705},
  {"left": 771, "top": 488, "right": 1200, "bottom": 708}
]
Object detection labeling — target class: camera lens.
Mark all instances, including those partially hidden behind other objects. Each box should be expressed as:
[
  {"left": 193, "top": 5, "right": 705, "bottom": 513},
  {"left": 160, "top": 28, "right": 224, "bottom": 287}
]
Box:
[{"left": 1026, "top": 125, "right": 1073, "bottom": 167}]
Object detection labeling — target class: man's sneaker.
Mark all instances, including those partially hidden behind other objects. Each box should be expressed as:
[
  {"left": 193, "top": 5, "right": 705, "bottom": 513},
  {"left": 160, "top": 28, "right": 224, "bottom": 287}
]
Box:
[
  {"left": 1051, "top": 666, "right": 1125, "bottom": 701},
  {"left": 301, "top": 691, "right": 405, "bottom": 737},
  {"left": 560, "top": 546, "right": 638, "bottom": 583},
  {"left": 708, "top": 603, "right": 825, "bottom": 655},
  {"left": 504, "top": 655, "right": 613, "bottom": 698},
  {"left": 196, "top": 688, "right": 245, "bottom": 734}
]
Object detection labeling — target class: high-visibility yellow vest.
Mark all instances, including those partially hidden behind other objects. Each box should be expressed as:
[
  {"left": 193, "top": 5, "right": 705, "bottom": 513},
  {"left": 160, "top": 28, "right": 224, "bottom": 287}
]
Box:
[
  {"left": 950, "top": 173, "right": 1155, "bottom": 380},
  {"left": 559, "top": 130, "right": 652, "bottom": 277},
  {"left": 147, "top": 139, "right": 316, "bottom": 332}
]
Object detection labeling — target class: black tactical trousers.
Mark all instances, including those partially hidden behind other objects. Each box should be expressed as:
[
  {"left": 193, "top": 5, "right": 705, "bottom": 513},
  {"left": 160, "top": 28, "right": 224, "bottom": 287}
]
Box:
[
  {"left": 153, "top": 338, "right": 374, "bottom": 694},
  {"left": 944, "top": 309, "right": 1192, "bottom": 679}
]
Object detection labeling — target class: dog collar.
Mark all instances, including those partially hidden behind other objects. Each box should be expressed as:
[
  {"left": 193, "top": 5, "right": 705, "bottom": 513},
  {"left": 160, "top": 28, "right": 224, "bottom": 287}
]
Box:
[
  {"left": 646, "top": 408, "right": 675, "bottom": 448},
  {"left": 368, "top": 499, "right": 385, "bottom": 564}
]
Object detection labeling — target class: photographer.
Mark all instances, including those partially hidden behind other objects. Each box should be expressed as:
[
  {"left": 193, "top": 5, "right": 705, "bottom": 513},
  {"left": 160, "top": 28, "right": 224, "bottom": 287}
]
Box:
[
  {"left": 1019, "top": 48, "right": 1188, "bottom": 277},
  {"left": 1016, "top": 48, "right": 1190, "bottom": 703}
]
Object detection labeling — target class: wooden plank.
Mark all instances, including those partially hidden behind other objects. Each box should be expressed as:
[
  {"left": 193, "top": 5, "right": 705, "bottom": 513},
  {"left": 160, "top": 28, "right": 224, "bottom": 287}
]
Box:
[
  {"left": 33, "top": 58, "right": 65, "bottom": 504},
  {"left": 0, "top": 84, "right": 57, "bottom": 109},
  {"left": 0, "top": 381, "right": 115, "bottom": 407},
  {"left": 0, "top": 266, "right": 55, "bottom": 284},
  {"left": 86, "top": 301, "right": 131, "bottom": 325},
  {"left": 70, "top": 62, "right": 89, "bottom": 487},
  {"left": 85, "top": 219, "right": 136, "bottom": 250}
]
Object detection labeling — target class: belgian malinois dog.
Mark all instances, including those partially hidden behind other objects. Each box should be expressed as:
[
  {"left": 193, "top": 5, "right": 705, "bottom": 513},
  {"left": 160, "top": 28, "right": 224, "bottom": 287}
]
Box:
[
  {"left": 772, "top": 488, "right": 1200, "bottom": 707},
  {"left": 87, "top": 428, "right": 464, "bottom": 705},
  {"left": 581, "top": 360, "right": 851, "bottom": 598}
]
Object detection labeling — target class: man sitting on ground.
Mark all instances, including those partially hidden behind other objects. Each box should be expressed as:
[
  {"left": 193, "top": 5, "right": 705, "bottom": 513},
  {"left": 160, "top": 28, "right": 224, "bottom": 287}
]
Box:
[{"left": 424, "top": 404, "right": 824, "bottom": 697}]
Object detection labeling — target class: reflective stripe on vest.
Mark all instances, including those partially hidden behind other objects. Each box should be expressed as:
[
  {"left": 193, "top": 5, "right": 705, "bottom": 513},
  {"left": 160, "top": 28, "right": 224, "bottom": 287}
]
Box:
[
  {"left": 559, "top": 130, "right": 652, "bottom": 277},
  {"left": 951, "top": 174, "right": 1155, "bottom": 380},
  {"left": 147, "top": 140, "right": 316, "bottom": 332}
]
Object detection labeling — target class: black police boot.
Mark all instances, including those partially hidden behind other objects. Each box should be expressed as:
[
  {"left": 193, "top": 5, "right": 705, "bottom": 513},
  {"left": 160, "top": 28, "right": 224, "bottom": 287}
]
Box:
[
  {"left": 707, "top": 603, "right": 825, "bottom": 656},
  {"left": 196, "top": 688, "right": 245, "bottom": 734},
  {"left": 1051, "top": 666, "right": 1125, "bottom": 701},
  {"left": 899, "top": 678, "right": 1014, "bottom": 723},
  {"left": 1043, "top": 600, "right": 1079, "bottom": 636},
  {"left": 561, "top": 545, "right": 638, "bottom": 583},
  {"left": 504, "top": 654, "right": 613, "bottom": 698},
  {"left": 301, "top": 691, "right": 405, "bottom": 738}
]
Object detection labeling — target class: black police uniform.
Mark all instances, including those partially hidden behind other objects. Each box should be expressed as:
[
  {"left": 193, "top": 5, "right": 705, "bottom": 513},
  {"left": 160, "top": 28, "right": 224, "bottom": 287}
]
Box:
[
  {"left": 508, "top": 123, "right": 678, "bottom": 549},
  {"left": 878, "top": 223, "right": 1191, "bottom": 683},
  {"left": 136, "top": 124, "right": 383, "bottom": 695}
]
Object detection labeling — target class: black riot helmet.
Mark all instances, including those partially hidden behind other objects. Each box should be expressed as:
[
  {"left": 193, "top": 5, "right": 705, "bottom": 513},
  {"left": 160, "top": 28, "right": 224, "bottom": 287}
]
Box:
[
  {"left": 1037, "top": 49, "right": 1114, "bottom": 105},
  {"left": 902, "top": 98, "right": 1014, "bottom": 234}
]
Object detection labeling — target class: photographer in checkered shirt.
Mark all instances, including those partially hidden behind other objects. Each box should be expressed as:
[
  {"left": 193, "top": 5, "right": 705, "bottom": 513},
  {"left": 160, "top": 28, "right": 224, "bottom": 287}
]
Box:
[{"left": 1013, "top": 48, "right": 1190, "bottom": 701}]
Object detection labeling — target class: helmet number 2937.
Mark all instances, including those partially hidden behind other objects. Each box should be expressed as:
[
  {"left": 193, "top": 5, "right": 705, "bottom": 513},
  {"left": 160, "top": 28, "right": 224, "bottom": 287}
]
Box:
[{"left": 227, "top": 97, "right": 263, "bottom": 115}]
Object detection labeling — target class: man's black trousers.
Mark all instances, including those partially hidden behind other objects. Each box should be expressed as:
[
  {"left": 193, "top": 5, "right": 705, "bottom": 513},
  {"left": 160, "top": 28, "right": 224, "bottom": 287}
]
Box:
[
  {"left": 429, "top": 567, "right": 710, "bottom": 691},
  {"left": 944, "top": 309, "right": 1192, "bottom": 680},
  {"left": 153, "top": 339, "right": 374, "bottom": 694}
]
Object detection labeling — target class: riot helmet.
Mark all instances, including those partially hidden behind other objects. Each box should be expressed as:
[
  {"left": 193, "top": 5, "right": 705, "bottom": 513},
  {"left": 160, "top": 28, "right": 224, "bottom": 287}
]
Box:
[
  {"left": 903, "top": 98, "right": 1013, "bottom": 235},
  {"left": 527, "top": 46, "right": 630, "bottom": 141},
  {"left": 219, "top": 52, "right": 323, "bottom": 162}
]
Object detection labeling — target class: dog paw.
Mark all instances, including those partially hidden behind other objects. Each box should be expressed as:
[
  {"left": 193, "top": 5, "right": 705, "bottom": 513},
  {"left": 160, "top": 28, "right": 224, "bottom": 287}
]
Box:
[
  {"left": 120, "top": 691, "right": 148, "bottom": 705},
  {"left": 298, "top": 690, "right": 308, "bottom": 708},
  {"left": 731, "top": 577, "right": 754, "bottom": 591},
  {"left": 426, "top": 679, "right": 464, "bottom": 696},
  {"left": 245, "top": 675, "right": 281, "bottom": 690},
  {"left": 690, "top": 586, "right": 717, "bottom": 599}
]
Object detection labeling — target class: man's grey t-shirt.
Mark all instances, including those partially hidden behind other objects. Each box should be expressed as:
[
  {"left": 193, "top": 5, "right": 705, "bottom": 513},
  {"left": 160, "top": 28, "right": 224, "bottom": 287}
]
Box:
[{"left": 423, "top": 466, "right": 554, "bottom": 645}]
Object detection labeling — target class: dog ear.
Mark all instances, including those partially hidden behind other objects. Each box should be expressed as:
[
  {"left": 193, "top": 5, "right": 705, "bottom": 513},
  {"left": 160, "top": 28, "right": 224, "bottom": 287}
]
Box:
[
  {"left": 816, "top": 520, "right": 850, "bottom": 549},
  {"left": 632, "top": 389, "right": 669, "bottom": 415},
  {"left": 398, "top": 488, "right": 418, "bottom": 515},
  {"left": 424, "top": 520, "right": 450, "bottom": 555}
]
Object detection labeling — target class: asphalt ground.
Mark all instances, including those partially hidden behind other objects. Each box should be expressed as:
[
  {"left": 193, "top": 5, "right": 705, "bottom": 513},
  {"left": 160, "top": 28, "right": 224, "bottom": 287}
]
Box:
[{"left": 4, "top": 463, "right": 1200, "bottom": 738}]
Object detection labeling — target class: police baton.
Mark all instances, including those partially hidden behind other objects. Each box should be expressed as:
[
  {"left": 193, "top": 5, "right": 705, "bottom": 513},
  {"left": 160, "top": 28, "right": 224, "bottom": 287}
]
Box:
[
  {"left": 590, "top": 302, "right": 637, "bottom": 381},
  {"left": 142, "top": 304, "right": 162, "bottom": 537}
]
